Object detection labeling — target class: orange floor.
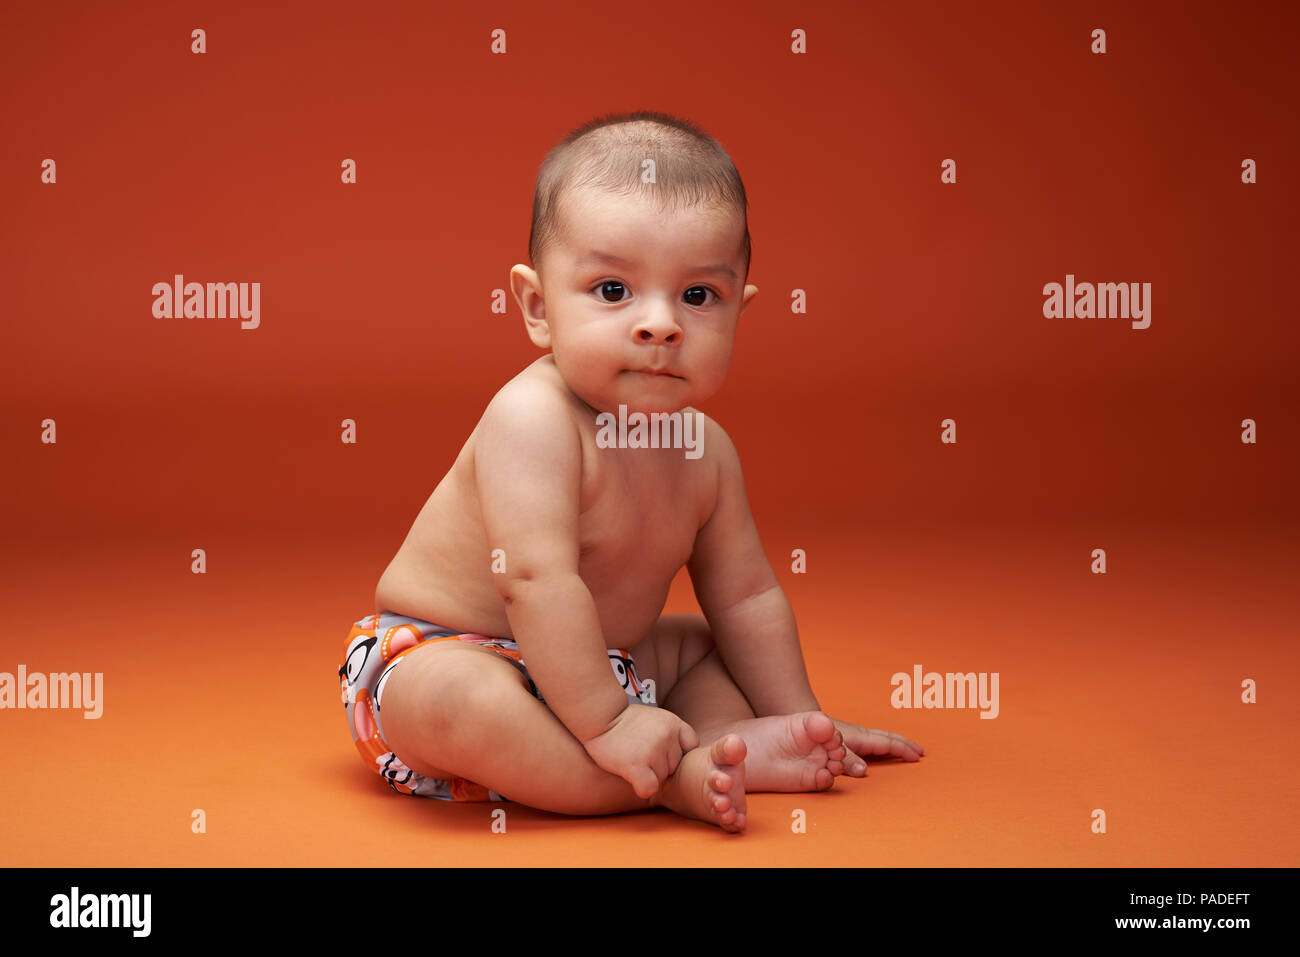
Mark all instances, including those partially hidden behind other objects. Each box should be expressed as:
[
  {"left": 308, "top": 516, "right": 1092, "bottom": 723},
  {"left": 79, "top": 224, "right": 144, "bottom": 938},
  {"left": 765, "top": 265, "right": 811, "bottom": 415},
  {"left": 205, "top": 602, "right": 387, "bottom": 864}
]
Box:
[{"left": 2, "top": 514, "right": 1295, "bottom": 867}]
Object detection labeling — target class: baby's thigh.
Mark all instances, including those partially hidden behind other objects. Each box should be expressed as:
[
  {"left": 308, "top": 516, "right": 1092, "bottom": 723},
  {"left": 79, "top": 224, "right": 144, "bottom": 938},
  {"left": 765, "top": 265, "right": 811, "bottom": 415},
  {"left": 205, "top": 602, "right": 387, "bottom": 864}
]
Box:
[
  {"left": 378, "top": 641, "right": 534, "bottom": 779},
  {"left": 624, "top": 613, "right": 715, "bottom": 704}
]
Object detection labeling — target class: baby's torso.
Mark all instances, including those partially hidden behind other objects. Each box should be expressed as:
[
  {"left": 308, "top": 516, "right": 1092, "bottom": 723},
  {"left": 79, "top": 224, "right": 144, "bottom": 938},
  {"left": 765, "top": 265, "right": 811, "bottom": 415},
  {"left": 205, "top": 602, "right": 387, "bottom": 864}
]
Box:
[{"left": 375, "top": 370, "right": 713, "bottom": 649}]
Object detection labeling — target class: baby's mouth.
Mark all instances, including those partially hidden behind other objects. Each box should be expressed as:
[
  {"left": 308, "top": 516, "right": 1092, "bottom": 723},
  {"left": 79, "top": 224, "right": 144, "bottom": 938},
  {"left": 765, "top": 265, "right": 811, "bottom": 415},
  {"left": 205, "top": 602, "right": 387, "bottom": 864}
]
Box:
[{"left": 627, "top": 368, "right": 684, "bottom": 380}]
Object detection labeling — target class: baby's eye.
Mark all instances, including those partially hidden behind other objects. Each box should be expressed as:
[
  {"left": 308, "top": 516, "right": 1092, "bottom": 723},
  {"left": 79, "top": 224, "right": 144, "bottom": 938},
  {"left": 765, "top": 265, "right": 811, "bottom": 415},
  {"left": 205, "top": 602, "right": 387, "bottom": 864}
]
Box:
[
  {"left": 595, "top": 280, "right": 628, "bottom": 303},
  {"left": 683, "top": 286, "right": 717, "bottom": 307},
  {"left": 592, "top": 282, "right": 719, "bottom": 306}
]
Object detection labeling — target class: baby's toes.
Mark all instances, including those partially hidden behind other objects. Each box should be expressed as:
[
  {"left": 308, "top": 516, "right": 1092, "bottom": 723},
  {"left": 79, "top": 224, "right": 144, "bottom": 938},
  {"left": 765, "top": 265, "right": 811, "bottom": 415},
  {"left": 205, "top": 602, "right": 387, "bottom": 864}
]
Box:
[
  {"left": 709, "top": 769, "right": 734, "bottom": 797},
  {"left": 708, "top": 779, "right": 743, "bottom": 832},
  {"left": 826, "top": 729, "right": 847, "bottom": 762},
  {"left": 843, "top": 751, "right": 868, "bottom": 776}
]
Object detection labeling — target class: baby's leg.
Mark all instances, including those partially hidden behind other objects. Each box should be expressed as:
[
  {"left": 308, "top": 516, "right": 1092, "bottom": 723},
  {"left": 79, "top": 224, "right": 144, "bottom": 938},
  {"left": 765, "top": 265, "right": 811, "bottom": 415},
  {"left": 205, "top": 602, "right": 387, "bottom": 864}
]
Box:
[
  {"left": 376, "top": 640, "right": 749, "bottom": 831},
  {"left": 637, "top": 615, "right": 856, "bottom": 791}
]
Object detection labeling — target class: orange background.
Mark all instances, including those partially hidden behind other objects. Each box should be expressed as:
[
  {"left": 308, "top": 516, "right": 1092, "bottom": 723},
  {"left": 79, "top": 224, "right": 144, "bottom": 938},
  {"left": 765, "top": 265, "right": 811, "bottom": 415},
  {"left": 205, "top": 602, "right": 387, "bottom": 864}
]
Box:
[{"left": 1, "top": 0, "right": 1296, "bottom": 865}]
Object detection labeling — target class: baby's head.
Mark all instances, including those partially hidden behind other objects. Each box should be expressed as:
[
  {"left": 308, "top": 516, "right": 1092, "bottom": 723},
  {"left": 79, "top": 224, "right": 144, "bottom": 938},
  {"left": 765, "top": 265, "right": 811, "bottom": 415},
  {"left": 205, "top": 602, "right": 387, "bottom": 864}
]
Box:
[{"left": 511, "top": 110, "right": 758, "bottom": 415}]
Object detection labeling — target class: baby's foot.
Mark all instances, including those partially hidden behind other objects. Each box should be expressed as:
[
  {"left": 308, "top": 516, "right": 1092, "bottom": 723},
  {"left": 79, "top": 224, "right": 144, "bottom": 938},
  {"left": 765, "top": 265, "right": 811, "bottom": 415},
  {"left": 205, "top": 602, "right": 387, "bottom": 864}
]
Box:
[
  {"left": 660, "top": 734, "right": 748, "bottom": 833},
  {"left": 734, "top": 711, "right": 846, "bottom": 793}
]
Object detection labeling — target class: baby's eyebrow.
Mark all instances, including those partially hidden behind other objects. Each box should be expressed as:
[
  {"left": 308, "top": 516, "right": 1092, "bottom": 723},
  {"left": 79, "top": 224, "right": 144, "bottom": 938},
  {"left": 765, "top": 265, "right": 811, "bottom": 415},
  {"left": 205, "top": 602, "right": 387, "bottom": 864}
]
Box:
[{"left": 577, "top": 250, "right": 737, "bottom": 283}]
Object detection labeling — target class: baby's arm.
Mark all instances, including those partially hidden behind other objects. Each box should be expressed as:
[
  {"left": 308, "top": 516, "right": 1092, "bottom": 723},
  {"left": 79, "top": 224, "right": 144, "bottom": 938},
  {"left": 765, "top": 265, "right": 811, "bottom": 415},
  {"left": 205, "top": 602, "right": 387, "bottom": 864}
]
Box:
[
  {"left": 687, "top": 418, "right": 821, "bottom": 716},
  {"left": 475, "top": 383, "right": 697, "bottom": 796},
  {"left": 688, "top": 418, "right": 923, "bottom": 763}
]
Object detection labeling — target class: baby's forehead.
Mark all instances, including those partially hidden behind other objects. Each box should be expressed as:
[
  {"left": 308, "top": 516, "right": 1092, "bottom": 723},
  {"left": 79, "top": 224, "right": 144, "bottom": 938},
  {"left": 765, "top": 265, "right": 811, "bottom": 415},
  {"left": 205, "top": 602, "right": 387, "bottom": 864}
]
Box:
[{"left": 559, "top": 189, "right": 738, "bottom": 244}]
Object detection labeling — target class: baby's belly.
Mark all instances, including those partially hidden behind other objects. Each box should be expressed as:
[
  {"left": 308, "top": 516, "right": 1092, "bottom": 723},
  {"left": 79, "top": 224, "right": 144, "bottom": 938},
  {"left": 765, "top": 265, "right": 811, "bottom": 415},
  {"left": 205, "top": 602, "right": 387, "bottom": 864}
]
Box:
[
  {"left": 376, "top": 551, "right": 676, "bottom": 650},
  {"left": 374, "top": 540, "right": 505, "bottom": 630},
  {"left": 583, "top": 566, "right": 677, "bottom": 648}
]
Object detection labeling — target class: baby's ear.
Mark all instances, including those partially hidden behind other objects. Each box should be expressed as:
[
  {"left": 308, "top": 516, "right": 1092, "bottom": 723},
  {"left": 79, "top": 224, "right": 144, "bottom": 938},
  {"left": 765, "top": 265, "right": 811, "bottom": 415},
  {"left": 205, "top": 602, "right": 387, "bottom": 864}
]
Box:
[
  {"left": 738, "top": 283, "right": 759, "bottom": 315},
  {"left": 510, "top": 264, "right": 550, "bottom": 347}
]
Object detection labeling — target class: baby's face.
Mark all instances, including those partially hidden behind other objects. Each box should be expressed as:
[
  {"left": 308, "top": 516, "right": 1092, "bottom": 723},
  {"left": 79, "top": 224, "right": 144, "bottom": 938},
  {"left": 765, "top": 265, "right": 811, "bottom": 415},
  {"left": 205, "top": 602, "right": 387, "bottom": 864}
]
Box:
[{"left": 517, "top": 185, "right": 758, "bottom": 415}]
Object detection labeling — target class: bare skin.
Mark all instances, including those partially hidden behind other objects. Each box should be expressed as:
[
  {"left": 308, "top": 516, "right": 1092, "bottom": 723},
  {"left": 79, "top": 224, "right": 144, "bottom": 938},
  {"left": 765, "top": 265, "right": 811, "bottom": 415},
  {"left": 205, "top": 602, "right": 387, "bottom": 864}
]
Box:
[{"left": 372, "top": 185, "right": 922, "bottom": 831}]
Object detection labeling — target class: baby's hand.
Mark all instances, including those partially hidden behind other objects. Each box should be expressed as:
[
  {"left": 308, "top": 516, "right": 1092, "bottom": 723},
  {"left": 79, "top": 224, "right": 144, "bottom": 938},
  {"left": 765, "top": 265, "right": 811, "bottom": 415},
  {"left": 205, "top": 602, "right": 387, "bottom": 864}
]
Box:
[
  {"left": 829, "top": 719, "right": 925, "bottom": 776},
  {"left": 582, "top": 703, "right": 700, "bottom": 799}
]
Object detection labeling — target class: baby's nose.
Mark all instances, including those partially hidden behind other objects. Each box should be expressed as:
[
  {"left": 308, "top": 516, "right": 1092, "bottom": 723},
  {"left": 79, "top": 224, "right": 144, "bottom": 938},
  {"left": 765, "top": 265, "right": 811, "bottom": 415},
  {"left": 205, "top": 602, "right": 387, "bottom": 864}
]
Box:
[{"left": 632, "top": 306, "right": 682, "bottom": 344}]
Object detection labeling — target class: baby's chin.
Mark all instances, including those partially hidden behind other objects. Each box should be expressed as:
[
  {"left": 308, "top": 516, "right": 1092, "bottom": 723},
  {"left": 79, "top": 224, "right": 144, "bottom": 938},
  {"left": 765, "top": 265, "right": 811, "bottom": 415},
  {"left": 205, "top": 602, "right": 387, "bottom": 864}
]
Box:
[
  {"left": 577, "top": 395, "right": 692, "bottom": 417},
  {"left": 589, "top": 396, "right": 693, "bottom": 417}
]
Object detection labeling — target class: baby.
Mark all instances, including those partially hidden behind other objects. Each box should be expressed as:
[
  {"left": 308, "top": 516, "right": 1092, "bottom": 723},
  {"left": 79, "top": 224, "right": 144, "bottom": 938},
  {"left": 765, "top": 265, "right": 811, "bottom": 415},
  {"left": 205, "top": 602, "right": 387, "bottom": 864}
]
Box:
[{"left": 338, "top": 110, "right": 922, "bottom": 832}]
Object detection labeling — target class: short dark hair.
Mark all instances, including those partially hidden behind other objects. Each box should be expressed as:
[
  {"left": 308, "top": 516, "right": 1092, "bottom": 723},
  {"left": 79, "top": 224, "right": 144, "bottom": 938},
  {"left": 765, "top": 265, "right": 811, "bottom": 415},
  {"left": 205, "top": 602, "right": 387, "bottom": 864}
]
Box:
[{"left": 528, "top": 110, "right": 752, "bottom": 281}]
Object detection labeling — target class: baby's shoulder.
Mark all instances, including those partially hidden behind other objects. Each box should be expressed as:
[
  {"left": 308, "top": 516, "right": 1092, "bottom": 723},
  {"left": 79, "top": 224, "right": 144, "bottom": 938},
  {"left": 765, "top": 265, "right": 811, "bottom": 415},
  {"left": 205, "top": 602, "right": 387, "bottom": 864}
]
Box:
[
  {"left": 684, "top": 408, "right": 740, "bottom": 468},
  {"left": 671, "top": 410, "right": 745, "bottom": 530},
  {"left": 468, "top": 361, "right": 584, "bottom": 488},
  {"left": 479, "top": 359, "right": 579, "bottom": 436}
]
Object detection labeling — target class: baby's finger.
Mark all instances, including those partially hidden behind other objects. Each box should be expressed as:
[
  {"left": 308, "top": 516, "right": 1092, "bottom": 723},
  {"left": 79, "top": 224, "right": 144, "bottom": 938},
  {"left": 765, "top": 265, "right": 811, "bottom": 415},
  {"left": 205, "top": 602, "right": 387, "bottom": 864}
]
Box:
[
  {"left": 889, "top": 730, "right": 924, "bottom": 755},
  {"left": 665, "top": 740, "right": 684, "bottom": 776},
  {"left": 884, "top": 730, "right": 924, "bottom": 758},
  {"left": 678, "top": 720, "right": 700, "bottom": 753},
  {"left": 849, "top": 728, "right": 923, "bottom": 761},
  {"left": 650, "top": 753, "right": 668, "bottom": 790},
  {"left": 630, "top": 766, "right": 659, "bottom": 799}
]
